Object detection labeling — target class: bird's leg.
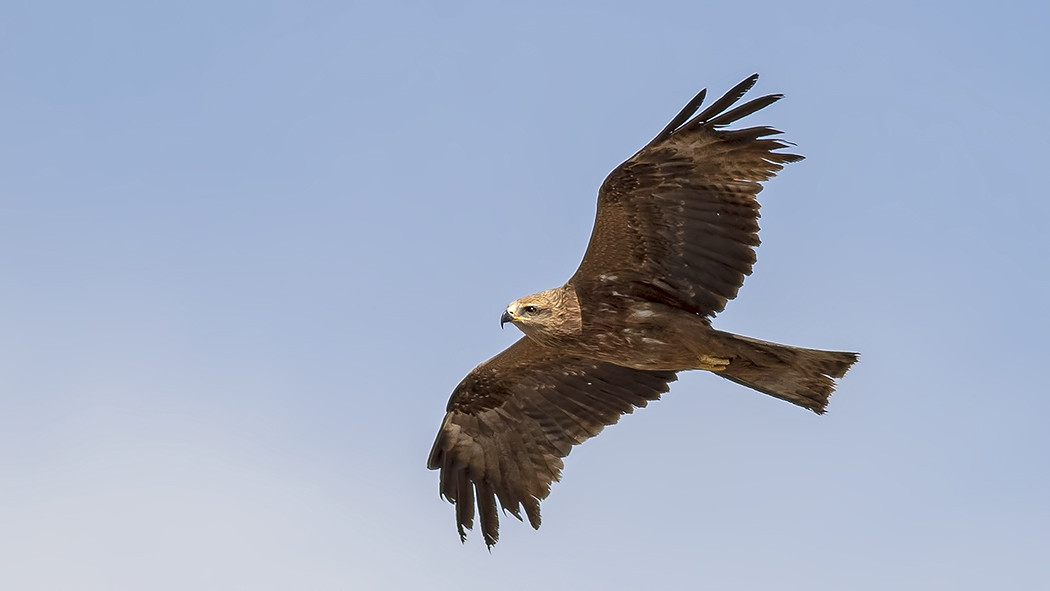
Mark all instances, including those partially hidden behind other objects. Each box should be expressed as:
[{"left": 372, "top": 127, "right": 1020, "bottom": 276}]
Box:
[{"left": 697, "top": 355, "right": 730, "bottom": 372}]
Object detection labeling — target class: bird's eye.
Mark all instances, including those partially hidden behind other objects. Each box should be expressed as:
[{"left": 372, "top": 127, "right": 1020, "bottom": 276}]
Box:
[{"left": 523, "top": 305, "right": 538, "bottom": 314}]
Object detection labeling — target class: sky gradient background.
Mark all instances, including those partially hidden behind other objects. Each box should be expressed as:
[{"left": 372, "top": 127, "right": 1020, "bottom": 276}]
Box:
[{"left": 2, "top": 1, "right": 1048, "bottom": 589}]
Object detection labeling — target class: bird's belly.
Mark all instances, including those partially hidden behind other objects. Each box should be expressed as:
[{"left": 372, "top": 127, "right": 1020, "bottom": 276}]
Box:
[{"left": 574, "top": 327, "right": 707, "bottom": 371}]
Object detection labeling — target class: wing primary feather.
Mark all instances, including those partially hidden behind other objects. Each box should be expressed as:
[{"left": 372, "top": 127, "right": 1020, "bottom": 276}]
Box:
[
  {"left": 708, "top": 94, "right": 783, "bottom": 128},
  {"left": 523, "top": 494, "right": 542, "bottom": 530},
  {"left": 487, "top": 411, "right": 531, "bottom": 513},
  {"left": 689, "top": 74, "right": 760, "bottom": 126},
  {"left": 722, "top": 125, "right": 789, "bottom": 142},
  {"left": 440, "top": 443, "right": 458, "bottom": 500},
  {"left": 650, "top": 88, "right": 707, "bottom": 144},
  {"left": 456, "top": 468, "right": 475, "bottom": 543},
  {"left": 476, "top": 480, "right": 500, "bottom": 549}
]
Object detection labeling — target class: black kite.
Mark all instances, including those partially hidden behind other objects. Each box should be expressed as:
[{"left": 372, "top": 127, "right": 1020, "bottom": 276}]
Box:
[{"left": 427, "top": 75, "right": 858, "bottom": 547}]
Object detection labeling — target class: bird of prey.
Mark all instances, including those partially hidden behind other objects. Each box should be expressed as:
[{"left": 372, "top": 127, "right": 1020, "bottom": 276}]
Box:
[{"left": 427, "top": 74, "right": 858, "bottom": 548}]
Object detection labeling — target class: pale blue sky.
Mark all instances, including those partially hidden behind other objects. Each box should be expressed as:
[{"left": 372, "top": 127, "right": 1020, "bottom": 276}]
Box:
[{"left": 2, "top": 1, "right": 1048, "bottom": 589}]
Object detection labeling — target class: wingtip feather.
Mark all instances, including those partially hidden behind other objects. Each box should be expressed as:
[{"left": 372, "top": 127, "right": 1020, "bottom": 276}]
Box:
[
  {"left": 691, "top": 74, "right": 762, "bottom": 124},
  {"left": 650, "top": 74, "right": 787, "bottom": 146},
  {"left": 651, "top": 87, "right": 707, "bottom": 144}
]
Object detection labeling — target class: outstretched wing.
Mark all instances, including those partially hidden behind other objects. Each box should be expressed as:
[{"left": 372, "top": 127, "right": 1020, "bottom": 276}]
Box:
[
  {"left": 427, "top": 337, "right": 677, "bottom": 548},
  {"left": 571, "top": 74, "right": 802, "bottom": 318}
]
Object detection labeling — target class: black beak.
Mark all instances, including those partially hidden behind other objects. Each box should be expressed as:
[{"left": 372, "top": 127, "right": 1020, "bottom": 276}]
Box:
[{"left": 500, "top": 310, "right": 513, "bottom": 329}]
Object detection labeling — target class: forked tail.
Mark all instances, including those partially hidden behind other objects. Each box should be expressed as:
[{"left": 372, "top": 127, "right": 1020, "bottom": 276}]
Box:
[{"left": 713, "top": 331, "right": 858, "bottom": 413}]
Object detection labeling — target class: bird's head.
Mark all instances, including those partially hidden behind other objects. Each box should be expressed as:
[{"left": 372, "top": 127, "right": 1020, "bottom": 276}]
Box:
[
  {"left": 501, "top": 292, "right": 554, "bottom": 332},
  {"left": 500, "top": 287, "right": 582, "bottom": 343}
]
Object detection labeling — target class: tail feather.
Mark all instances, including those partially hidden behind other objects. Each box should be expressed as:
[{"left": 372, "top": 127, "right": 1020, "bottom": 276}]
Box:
[{"left": 713, "top": 331, "right": 858, "bottom": 414}]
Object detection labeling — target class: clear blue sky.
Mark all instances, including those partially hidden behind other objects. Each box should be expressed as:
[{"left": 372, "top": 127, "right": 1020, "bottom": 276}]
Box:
[{"left": 2, "top": 1, "right": 1048, "bottom": 589}]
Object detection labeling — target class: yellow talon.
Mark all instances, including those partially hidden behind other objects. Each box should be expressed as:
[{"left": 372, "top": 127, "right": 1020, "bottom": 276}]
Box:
[{"left": 698, "top": 355, "right": 730, "bottom": 371}]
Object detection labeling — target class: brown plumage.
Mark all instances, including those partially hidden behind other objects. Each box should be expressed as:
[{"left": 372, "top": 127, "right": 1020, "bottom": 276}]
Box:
[{"left": 427, "top": 74, "right": 858, "bottom": 548}]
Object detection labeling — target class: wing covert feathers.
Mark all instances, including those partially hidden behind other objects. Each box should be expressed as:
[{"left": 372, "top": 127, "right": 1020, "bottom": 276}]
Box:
[
  {"left": 427, "top": 337, "right": 676, "bottom": 548},
  {"left": 573, "top": 74, "right": 802, "bottom": 318}
]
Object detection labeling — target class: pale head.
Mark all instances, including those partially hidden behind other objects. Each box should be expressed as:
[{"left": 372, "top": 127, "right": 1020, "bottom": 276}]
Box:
[{"left": 500, "top": 286, "right": 583, "bottom": 345}]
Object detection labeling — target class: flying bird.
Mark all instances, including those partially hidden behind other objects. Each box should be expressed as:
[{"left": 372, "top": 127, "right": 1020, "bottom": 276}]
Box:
[{"left": 427, "top": 74, "right": 858, "bottom": 548}]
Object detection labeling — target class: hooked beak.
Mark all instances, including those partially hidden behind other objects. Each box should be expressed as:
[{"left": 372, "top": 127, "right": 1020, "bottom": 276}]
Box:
[{"left": 500, "top": 309, "right": 514, "bottom": 329}]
